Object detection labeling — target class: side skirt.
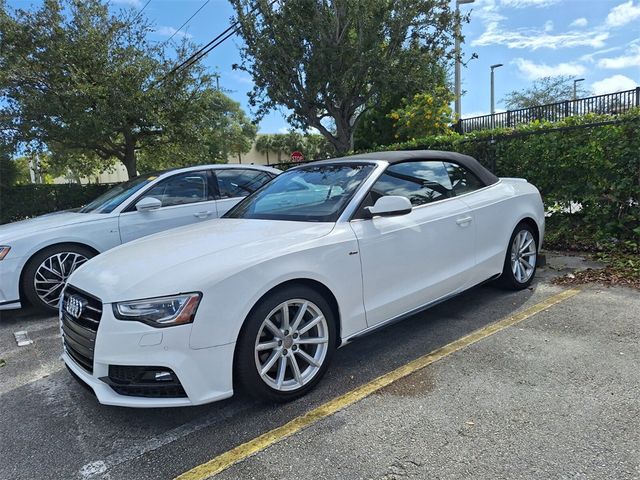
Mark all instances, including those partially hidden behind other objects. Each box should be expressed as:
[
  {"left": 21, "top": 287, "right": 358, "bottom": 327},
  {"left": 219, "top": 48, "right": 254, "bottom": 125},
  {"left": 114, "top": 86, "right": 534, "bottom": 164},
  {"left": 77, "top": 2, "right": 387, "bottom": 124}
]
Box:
[{"left": 340, "top": 273, "right": 502, "bottom": 346}]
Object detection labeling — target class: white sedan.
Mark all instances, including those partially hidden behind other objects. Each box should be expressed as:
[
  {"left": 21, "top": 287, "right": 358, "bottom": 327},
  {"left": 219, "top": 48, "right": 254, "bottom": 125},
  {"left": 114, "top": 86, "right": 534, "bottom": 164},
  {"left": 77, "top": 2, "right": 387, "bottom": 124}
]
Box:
[
  {"left": 60, "top": 151, "right": 544, "bottom": 407},
  {"left": 0, "top": 164, "right": 279, "bottom": 312}
]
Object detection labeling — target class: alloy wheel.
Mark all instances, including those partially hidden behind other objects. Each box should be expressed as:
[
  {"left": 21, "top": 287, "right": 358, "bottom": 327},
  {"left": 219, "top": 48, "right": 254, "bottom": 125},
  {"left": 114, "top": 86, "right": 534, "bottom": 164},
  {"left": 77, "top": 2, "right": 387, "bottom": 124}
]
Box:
[
  {"left": 254, "top": 299, "right": 329, "bottom": 392},
  {"left": 510, "top": 230, "right": 537, "bottom": 284},
  {"left": 34, "top": 252, "right": 89, "bottom": 308}
]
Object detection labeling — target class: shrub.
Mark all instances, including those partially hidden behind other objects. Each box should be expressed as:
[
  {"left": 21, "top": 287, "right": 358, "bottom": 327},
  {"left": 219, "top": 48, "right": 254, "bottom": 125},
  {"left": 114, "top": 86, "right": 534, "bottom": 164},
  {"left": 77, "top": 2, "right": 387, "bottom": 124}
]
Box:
[
  {"left": 368, "top": 109, "right": 640, "bottom": 252},
  {"left": 0, "top": 183, "right": 114, "bottom": 224}
]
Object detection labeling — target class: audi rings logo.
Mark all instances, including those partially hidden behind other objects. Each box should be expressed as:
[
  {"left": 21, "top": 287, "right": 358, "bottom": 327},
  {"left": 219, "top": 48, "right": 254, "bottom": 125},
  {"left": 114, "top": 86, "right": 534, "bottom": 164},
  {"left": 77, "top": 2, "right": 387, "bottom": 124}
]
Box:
[{"left": 65, "top": 295, "right": 86, "bottom": 319}]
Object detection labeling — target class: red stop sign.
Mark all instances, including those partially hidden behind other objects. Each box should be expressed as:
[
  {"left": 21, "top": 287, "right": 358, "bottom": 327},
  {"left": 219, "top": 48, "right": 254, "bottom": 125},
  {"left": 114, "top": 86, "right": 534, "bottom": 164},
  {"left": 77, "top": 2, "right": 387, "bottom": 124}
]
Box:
[{"left": 290, "top": 151, "right": 304, "bottom": 162}]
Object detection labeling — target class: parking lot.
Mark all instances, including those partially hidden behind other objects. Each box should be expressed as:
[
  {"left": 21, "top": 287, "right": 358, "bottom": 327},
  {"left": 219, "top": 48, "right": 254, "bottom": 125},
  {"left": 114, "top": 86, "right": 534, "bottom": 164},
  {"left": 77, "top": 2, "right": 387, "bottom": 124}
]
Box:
[{"left": 1, "top": 253, "right": 638, "bottom": 480}]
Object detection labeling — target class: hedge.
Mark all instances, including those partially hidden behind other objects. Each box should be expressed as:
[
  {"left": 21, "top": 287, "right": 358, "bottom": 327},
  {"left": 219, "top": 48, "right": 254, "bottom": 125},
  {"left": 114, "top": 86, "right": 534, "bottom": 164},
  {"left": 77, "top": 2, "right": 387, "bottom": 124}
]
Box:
[
  {"left": 368, "top": 110, "right": 640, "bottom": 251},
  {"left": 0, "top": 183, "right": 114, "bottom": 225},
  {"left": 2, "top": 111, "right": 639, "bottom": 253}
]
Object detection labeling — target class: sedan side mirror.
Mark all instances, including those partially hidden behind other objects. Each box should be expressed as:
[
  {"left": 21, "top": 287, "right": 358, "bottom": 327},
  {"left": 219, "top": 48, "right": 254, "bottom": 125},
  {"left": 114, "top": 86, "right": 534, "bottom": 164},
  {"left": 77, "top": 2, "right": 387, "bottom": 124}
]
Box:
[
  {"left": 364, "top": 196, "right": 412, "bottom": 218},
  {"left": 135, "top": 196, "right": 162, "bottom": 212}
]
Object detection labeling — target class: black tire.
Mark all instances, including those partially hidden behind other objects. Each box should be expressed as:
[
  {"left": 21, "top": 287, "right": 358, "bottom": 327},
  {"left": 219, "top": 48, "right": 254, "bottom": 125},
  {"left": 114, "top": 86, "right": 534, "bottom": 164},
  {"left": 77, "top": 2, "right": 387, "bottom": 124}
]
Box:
[
  {"left": 22, "top": 244, "right": 96, "bottom": 313},
  {"left": 235, "top": 285, "right": 337, "bottom": 403},
  {"left": 499, "top": 222, "right": 538, "bottom": 290}
]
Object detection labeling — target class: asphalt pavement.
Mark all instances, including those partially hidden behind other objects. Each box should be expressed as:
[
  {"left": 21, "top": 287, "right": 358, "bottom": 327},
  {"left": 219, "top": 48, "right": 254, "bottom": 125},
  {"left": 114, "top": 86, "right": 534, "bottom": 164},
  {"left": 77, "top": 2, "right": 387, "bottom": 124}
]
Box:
[{"left": 0, "top": 253, "right": 637, "bottom": 480}]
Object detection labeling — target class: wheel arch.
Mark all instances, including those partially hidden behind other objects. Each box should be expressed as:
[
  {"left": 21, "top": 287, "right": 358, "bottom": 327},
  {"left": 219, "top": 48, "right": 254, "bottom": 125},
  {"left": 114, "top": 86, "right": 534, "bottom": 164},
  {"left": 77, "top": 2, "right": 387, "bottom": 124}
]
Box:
[
  {"left": 19, "top": 242, "right": 101, "bottom": 302},
  {"left": 240, "top": 278, "right": 342, "bottom": 347},
  {"left": 516, "top": 216, "right": 541, "bottom": 250}
]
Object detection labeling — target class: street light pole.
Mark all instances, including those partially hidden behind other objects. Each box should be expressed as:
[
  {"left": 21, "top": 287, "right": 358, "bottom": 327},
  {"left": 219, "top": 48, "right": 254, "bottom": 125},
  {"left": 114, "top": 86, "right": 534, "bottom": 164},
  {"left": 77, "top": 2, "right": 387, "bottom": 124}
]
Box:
[
  {"left": 454, "top": 0, "right": 475, "bottom": 120},
  {"left": 490, "top": 63, "right": 503, "bottom": 115},
  {"left": 573, "top": 78, "right": 585, "bottom": 101}
]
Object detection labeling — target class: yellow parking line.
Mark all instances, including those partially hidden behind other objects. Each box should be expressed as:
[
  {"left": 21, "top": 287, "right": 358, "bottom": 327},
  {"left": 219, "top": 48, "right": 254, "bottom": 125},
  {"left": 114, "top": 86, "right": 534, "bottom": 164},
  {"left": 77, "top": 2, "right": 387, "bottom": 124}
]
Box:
[{"left": 176, "top": 288, "right": 581, "bottom": 480}]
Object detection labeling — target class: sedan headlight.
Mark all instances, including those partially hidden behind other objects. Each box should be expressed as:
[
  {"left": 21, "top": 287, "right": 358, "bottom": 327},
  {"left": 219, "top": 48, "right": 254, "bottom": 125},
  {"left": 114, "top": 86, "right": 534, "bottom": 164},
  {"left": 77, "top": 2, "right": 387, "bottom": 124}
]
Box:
[
  {"left": 0, "top": 246, "right": 10, "bottom": 260},
  {"left": 112, "top": 293, "right": 201, "bottom": 328}
]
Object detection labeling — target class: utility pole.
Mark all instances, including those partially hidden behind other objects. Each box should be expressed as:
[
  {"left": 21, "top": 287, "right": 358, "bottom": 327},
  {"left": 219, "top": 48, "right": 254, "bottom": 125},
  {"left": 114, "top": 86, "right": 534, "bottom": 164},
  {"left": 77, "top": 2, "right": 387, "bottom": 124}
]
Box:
[{"left": 454, "top": 0, "right": 475, "bottom": 120}]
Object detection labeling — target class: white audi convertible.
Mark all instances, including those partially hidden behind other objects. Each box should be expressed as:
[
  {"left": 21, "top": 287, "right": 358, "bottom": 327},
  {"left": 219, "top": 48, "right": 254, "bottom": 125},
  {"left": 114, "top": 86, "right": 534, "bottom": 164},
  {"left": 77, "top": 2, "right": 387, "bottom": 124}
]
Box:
[{"left": 60, "top": 151, "right": 544, "bottom": 407}]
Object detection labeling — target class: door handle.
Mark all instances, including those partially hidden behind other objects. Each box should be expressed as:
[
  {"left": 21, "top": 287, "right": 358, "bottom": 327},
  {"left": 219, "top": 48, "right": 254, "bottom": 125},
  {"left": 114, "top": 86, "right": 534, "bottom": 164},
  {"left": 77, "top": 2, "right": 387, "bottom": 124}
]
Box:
[
  {"left": 456, "top": 216, "right": 473, "bottom": 226},
  {"left": 193, "top": 211, "right": 213, "bottom": 218}
]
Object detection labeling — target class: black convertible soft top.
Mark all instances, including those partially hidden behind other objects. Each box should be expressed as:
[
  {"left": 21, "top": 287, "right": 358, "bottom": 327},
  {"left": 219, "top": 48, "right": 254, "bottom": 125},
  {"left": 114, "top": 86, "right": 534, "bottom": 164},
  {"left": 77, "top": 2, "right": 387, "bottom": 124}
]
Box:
[{"left": 312, "top": 150, "right": 499, "bottom": 187}]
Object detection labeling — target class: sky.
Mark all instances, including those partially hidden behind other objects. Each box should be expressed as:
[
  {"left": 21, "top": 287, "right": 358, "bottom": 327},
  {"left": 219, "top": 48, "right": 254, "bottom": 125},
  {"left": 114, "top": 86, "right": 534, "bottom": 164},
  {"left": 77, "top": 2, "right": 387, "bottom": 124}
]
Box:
[{"left": 5, "top": 0, "right": 640, "bottom": 132}]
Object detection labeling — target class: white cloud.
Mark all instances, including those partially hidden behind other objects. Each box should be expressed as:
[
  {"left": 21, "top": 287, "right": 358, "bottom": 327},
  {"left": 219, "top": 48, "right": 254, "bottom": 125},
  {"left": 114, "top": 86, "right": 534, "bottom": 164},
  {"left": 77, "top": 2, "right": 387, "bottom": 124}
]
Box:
[
  {"left": 591, "top": 74, "right": 638, "bottom": 94},
  {"left": 473, "top": 27, "right": 609, "bottom": 50},
  {"left": 155, "top": 26, "right": 192, "bottom": 39},
  {"left": 472, "top": 0, "right": 608, "bottom": 50},
  {"left": 111, "top": 0, "right": 142, "bottom": 6},
  {"left": 499, "top": 0, "right": 559, "bottom": 7},
  {"left": 228, "top": 71, "right": 254, "bottom": 86},
  {"left": 544, "top": 20, "right": 554, "bottom": 32},
  {"left": 513, "top": 58, "right": 587, "bottom": 80},
  {"left": 569, "top": 17, "right": 588, "bottom": 28},
  {"left": 606, "top": 1, "right": 640, "bottom": 27},
  {"left": 597, "top": 44, "right": 640, "bottom": 69}
]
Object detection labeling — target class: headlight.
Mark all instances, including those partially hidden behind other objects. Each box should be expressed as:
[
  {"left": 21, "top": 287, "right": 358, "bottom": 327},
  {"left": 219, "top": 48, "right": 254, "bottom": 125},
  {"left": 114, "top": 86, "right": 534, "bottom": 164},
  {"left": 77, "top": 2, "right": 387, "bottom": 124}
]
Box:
[
  {"left": 0, "top": 246, "right": 10, "bottom": 260},
  {"left": 112, "top": 293, "right": 201, "bottom": 328}
]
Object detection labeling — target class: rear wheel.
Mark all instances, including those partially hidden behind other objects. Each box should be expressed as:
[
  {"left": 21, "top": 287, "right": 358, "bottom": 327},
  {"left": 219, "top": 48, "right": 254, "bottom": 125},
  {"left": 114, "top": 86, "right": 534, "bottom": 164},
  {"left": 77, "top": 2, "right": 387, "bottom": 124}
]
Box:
[
  {"left": 500, "top": 223, "right": 538, "bottom": 290},
  {"left": 22, "top": 244, "right": 95, "bottom": 312},
  {"left": 235, "top": 285, "right": 336, "bottom": 402}
]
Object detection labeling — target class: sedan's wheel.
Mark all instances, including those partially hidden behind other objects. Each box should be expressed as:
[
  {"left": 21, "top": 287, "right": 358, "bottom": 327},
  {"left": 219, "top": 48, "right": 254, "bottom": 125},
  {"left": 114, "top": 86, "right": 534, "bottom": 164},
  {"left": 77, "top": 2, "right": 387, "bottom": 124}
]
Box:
[
  {"left": 22, "top": 245, "right": 95, "bottom": 312},
  {"left": 500, "top": 223, "right": 537, "bottom": 290},
  {"left": 236, "top": 285, "right": 336, "bottom": 402}
]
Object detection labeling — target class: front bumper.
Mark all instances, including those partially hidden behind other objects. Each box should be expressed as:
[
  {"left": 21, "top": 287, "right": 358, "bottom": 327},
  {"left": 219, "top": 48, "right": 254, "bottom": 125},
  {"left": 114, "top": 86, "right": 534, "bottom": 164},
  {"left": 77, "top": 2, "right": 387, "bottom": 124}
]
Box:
[
  {"left": 0, "top": 256, "right": 24, "bottom": 310},
  {"left": 62, "top": 306, "right": 235, "bottom": 408}
]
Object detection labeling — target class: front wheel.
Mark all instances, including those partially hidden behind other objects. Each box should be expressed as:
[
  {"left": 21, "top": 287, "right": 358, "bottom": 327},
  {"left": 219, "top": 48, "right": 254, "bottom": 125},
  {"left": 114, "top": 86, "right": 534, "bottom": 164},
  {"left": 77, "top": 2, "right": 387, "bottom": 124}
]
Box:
[
  {"left": 500, "top": 223, "right": 538, "bottom": 290},
  {"left": 235, "top": 285, "right": 336, "bottom": 402},
  {"left": 22, "top": 244, "right": 95, "bottom": 312}
]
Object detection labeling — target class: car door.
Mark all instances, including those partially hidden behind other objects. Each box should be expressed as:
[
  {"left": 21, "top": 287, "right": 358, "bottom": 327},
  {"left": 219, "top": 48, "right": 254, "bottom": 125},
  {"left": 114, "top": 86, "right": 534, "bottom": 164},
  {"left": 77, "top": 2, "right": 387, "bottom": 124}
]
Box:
[
  {"left": 350, "top": 160, "right": 476, "bottom": 328},
  {"left": 444, "top": 161, "right": 510, "bottom": 284},
  {"left": 118, "top": 170, "right": 217, "bottom": 243},
  {"left": 213, "top": 168, "right": 274, "bottom": 217}
]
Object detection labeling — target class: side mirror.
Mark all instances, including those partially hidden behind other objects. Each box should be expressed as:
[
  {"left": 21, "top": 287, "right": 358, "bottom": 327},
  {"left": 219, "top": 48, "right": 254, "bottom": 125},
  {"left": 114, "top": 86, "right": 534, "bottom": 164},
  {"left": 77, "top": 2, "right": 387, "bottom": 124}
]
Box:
[
  {"left": 364, "top": 196, "right": 412, "bottom": 218},
  {"left": 135, "top": 196, "right": 162, "bottom": 212}
]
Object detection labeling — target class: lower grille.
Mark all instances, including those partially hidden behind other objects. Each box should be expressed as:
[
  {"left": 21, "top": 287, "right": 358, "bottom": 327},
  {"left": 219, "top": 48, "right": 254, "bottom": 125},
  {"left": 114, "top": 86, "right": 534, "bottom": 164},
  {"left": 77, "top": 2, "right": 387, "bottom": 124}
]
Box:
[
  {"left": 61, "top": 285, "right": 102, "bottom": 374},
  {"left": 101, "top": 365, "right": 187, "bottom": 398}
]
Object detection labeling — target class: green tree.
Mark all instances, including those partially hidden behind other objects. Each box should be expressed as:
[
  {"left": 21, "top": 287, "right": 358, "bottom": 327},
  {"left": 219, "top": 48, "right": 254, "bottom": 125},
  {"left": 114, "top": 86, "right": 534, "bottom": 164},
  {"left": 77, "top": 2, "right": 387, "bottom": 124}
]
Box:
[
  {"left": 0, "top": 0, "right": 252, "bottom": 179},
  {"left": 354, "top": 59, "right": 450, "bottom": 150},
  {"left": 503, "top": 76, "right": 591, "bottom": 110},
  {"left": 255, "top": 134, "right": 274, "bottom": 164},
  {"left": 230, "top": 0, "right": 456, "bottom": 154},
  {"left": 388, "top": 87, "right": 454, "bottom": 141}
]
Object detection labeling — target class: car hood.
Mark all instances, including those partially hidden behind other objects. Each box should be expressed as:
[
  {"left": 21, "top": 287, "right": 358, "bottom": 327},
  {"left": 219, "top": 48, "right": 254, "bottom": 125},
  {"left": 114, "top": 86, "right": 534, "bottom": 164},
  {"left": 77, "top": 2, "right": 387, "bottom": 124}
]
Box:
[
  {"left": 0, "top": 211, "right": 106, "bottom": 241},
  {"left": 68, "top": 218, "right": 336, "bottom": 303}
]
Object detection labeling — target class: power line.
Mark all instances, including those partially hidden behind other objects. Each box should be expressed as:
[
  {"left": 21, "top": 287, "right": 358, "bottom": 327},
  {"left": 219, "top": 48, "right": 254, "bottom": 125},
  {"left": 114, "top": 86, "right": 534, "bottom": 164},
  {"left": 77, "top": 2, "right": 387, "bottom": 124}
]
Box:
[
  {"left": 164, "top": 0, "right": 210, "bottom": 44},
  {"left": 132, "top": 0, "right": 152, "bottom": 22},
  {"left": 165, "top": 0, "right": 278, "bottom": 79}
]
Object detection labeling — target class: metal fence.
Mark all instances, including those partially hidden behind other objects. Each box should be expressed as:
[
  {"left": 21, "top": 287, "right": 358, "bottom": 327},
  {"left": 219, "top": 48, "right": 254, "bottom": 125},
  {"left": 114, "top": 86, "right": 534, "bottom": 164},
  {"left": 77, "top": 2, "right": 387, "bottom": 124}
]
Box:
[{"left": 458, "top": 87, "right": 640, "bottom": 134}]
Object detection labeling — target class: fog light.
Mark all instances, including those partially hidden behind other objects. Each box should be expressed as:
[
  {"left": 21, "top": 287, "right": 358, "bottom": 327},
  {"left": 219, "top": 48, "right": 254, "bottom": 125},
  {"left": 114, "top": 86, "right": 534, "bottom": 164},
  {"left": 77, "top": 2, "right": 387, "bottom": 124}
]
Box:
[
  {"left": 154, "top": 371, "right": 173, "bottom": 382},
  {"left": 139, "top": 369, "right": 174, "bottom": 382}
]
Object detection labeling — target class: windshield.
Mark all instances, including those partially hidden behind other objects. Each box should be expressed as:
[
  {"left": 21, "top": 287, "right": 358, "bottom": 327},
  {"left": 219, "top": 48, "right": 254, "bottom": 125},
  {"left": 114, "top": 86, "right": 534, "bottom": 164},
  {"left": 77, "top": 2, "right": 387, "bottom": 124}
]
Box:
[
  {"left": 225, "top": 163, "right": 375, "bottom": 222},
  {"left": 79, "top": 175, "right": 157, "bottom": 213}
]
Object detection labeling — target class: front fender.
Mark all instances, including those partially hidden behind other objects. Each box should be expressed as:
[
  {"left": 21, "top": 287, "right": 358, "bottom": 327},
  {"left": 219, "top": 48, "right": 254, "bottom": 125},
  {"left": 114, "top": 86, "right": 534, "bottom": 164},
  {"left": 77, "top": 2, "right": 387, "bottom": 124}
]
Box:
[{"left": 188, "top": 224, "right": 366, "bottom": 349}]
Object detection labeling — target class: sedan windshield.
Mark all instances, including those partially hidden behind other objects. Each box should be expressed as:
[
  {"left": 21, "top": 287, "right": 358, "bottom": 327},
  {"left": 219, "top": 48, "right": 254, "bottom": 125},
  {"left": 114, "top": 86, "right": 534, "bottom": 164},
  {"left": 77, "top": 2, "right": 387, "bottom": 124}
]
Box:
[
  {"left": 225, "top": 163, "right": 375, "bottom": 222},
  {"left": 79, "top": 175, "right": 157, "bottom": 214}
]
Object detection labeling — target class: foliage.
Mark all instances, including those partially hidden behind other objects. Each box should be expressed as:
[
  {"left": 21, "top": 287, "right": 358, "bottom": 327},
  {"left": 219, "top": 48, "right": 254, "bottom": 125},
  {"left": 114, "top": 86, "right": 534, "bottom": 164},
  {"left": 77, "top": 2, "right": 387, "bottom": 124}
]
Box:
[
  {"left": 0, "top": 183, "right": 113, "bottom": 224},
  {"left": 230, "top": 0, "right": 457, "bottom": 154},
  {"left": 388, "top": 88, "right": 454, "bottom": 142},
  {"left": 255, "top": 133, "right": 335, "bottom": 163},
  {"left": 364, "top": 109, "right": 640, "bottom": 250},
  {"left": 0, "top": 0, "right": 254, "bottom": 179},
  {"left": 503, "top": 76, "right": 591, "bottom": 110},
  {"left": 354, "top": 60, "right": 451, "bottom": 151},
  {"left": 137, "top": 90, "right": 256, "bottom": 172}
]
